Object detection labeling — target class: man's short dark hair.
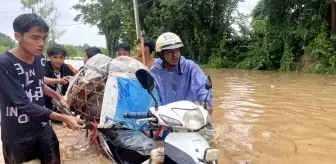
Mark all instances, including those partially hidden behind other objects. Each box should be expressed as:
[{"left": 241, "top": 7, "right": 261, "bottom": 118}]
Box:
[
  {"left": 85, "top": 47, "right": 101, "bottom": 59},
  {"left": 47, "top": 44, "right": 67, "bottom": 57},
  {"left": 13, "top": 13, "right": 49, "bottom": 35},
  {"left": 137, "top": 37, "right": 155, "bottom": 54},
  {"left": 116, "top": 43, "right": 131, "bottom": 52}
]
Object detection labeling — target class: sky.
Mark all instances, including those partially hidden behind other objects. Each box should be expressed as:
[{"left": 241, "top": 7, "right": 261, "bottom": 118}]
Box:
[{"left": 0, "top": 0, "right": 259, "bottom": 47}]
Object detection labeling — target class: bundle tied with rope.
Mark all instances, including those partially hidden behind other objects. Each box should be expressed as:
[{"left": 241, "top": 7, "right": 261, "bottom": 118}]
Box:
[
  {"left": 63, "top": 53, "right": 160, "bottom": 156},
  {"left": 64, "top": 54, "right": 112, "bottom": 121}
]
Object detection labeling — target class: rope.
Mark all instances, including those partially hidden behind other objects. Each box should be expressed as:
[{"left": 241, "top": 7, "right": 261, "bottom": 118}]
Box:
[
  {"left": 85, "top": 117, "right": 101, "bottom": 157},
  {"left": 153, "top": 126, "right": 163, "bottom": 141}
]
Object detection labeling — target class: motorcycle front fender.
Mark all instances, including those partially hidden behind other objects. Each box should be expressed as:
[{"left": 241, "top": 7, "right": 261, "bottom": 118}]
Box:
[{"left": 164, "top": 132, "right": 211, "bottom": 164}]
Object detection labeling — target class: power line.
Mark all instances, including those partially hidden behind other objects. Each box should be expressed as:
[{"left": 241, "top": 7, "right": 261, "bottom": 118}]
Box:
[
  {"left": 0, "top": 23, "right": 85, "bottom": 30},
  {"left": 138, "top": 0, "right": 154, "bottom": 7},
  {"left": 56, "top": 23, "right": 83, "bottom": 26}
]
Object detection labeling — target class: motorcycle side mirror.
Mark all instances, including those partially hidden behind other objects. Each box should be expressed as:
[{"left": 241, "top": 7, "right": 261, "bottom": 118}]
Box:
[
  {"left": 205, "top": 76, "right": 212, "bottom": 90},
  {"left": 135, "top": 69, "right": 158, "bottom": 110},
  {"left": 135, "top": 69, "right": 155, "bottom": 92}
]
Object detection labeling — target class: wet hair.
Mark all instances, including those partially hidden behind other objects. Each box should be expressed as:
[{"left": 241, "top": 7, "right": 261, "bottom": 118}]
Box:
[
  {"left": 137, "top": 37, "right": 155, "bottom": 54},
  {"left": 13, "top": 13, "right": 49, "bottom": 35},
  {"left": 116, "top": 43, "right": 131, "bottom": 52},
  {"left": 47, "top": 44, "right": 67, "bottom": 57},
  {"left": 85, "top": 47, "right": 101, "bottom": 59}
]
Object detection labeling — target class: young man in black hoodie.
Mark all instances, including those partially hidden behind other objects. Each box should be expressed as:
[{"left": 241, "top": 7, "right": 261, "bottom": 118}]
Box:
[
  {"left": 44, "top": 44, "right": 78, "bottom": 111},
  {"left": 0, "top": 13, "right": 84, "bottom": 164}
]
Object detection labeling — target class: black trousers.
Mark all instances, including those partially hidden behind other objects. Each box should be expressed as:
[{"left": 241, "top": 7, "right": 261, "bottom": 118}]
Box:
[{"left": 2, "top": 125, "right": 61, "bottom": 164}]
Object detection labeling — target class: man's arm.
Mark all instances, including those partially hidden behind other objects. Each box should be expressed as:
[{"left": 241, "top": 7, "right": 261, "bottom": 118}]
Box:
[
  {"left": 44, "top": 77, "right": 60, "bottom": 85},
  {"left": 190, "top": 62, "right": 213, "bottom": 114},
  {"left": 44, "top": 84, "right": 61, "bottom": 101},
  {"left": 44, "top": 84, "right": 70, "bottom": 108},
  {"left": 44, "top": 77, "right": 69, "bottom": 85}
]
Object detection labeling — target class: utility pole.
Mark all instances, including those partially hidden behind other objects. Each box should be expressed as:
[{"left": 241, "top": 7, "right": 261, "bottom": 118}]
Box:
[
  {"left": 133, "top": 0, "right": 141, "bottom": 40},
  {"left": 331, "top": 0, "right": 336, "bottom": 35}
]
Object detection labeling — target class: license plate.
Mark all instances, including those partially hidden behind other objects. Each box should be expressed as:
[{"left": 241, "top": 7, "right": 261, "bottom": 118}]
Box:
[{"left": 204, "top": 148, "right": 219, "bottom": 162}]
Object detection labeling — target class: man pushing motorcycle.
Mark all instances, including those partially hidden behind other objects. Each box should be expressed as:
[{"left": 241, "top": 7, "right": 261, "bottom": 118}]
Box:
[{"left": 150, "top": 32, "right": 213, "bottom": 115}]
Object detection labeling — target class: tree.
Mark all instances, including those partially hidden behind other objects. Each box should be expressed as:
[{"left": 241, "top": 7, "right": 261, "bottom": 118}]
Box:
[
  {"left": 77, "top": 43, "right": 90, "bottom": 53},
  {"left": 72, "top": 0, "right": 247, "bottom": 67},
  {"left": 64, "top": 44, "right": 82, "bottom": 58},
  {"left": 0, "top": 33, "right": 16, "bottom": 49},
  {"left": 242, "top": 0, "right": 336, "bottom": 73},
  {"left": 101, "top": 47, "right": 108, "bottom": 55},
  {"left": 73, "top": 0, "right": 123, "bottom": 57},
  {"left": 20, "top": 0, "right": 64, "bottom": 43},
  {"left": 144, "top": 0, "right": 243, "bottom": 65},
  {"left": 0, "top": 45, "right": 10, "bottom": 54}
]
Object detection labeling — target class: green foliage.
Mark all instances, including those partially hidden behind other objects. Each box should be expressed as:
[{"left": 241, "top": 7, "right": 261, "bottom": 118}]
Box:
[
  {"left": 70, "top": 0, "right": 336, "bottom": 74},
  {"left": 0, "top": 33, "right": 16, "bottom": 48},
  {"left": 0, "top": 33, "right": 15, "bottom": 54},
  {"left": 101, "top": 48, "right": 108, "bottom": 55},
  {"left": 73, "top": 0, "right": 244, "bottom": 63},
  {"left": 280, "top": 42, "right": 296, "bottom": 71},
  {"left": 46, "top": 42, "right": 105, "bottom": 58},
  {"left": 64, "top": 44, "right": 83, "bottom": 58},
  {"left": 0, "top": 45, "right": 10, "bottom": 54},
  {"left": 144, "top": 0, "right": 244, "bottom": 64},
  {"left": 243, "top": 0, "right": 336, "bottom": 73}
]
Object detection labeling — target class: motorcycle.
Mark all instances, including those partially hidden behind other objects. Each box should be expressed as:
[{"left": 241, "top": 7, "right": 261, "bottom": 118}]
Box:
[
  {"left": 52, "top": 68, "right": 218, "bottom": 164},
  {"left": 52, "top": 100, "right": 155, "bottom": 164},
  {"left": 122, "top": 69, "right": 219, "bottom": 164}
]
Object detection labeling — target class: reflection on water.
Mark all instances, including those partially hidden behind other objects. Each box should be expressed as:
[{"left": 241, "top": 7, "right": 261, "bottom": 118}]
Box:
[
  {"left": 1, "top": 63, "right": 336, "bottom": 163},
  {"left": 222, "top": 78, "right": 260, "bottom": 163},
  {"left": 208, "top": 69, "right": 336, "bottom": 164}
]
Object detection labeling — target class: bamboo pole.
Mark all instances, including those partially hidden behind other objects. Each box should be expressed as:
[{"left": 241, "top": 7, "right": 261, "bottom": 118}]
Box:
[
  {"left": 141, "top": 31, "right": 146, "bottom": 65},
  {"left": 332, "top": 1, "right": 336, "bottom": 35}
]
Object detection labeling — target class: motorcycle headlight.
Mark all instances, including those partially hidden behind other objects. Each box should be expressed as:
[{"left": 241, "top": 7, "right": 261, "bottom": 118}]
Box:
[
  {"left": 182, "top": 107, "right": 205, "bottom": 130},
  {"left": 159, "top": 114, "right": 183, "bottom": 127}
]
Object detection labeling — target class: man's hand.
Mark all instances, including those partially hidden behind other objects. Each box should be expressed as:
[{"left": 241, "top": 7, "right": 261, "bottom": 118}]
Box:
[
  {"left": 58, "top": 76, "right": 70, "bottom": 85},
  {"left": 64, "top": 115, "right": 85, "bottom": 130},
  {"left": 208, "top": 109, "right": 213, "bottom": 116},
  {"left": 59, "top": 96, "right": 70, "bottom": 109},
  {"left": 49, "top": 112, "right": 85, "bottom": 130}
]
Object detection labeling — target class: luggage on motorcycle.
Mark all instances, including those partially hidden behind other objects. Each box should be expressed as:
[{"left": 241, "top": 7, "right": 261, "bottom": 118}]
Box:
[
  {"left": 65, "top": 55, "right": 160, "bottom": 130},
  {"left": 107, "top": 129, "right": 157, "bottom": 156},
  {"left": 98, "top": 56, "right": 160, "bottom": 130},
  {"left": 65, "top": 54, "right": 112, "bottom": 120}
]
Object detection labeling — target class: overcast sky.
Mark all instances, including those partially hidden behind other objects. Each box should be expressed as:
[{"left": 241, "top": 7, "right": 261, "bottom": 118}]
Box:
[{"left": 0, "top": 0, "right": 259, "bottom": 47}]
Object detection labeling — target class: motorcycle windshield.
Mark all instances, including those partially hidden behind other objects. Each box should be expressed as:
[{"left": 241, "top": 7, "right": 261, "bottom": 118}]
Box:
[{"left": 99, "top": 56, "right": 160, "bottom": 130}]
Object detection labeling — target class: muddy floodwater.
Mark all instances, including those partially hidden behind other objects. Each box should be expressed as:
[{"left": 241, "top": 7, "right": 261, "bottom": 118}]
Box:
[{"left": 1, "top": 60, "right": 336, "bottom": 163}]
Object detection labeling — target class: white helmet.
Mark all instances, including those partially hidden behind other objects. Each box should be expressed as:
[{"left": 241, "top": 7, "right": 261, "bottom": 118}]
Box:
[{"left": 155, "top": 32, "right": 184, "bottom": 53}]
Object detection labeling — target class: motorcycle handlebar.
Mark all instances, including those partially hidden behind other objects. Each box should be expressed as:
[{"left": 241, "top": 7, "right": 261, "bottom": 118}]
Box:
[{"left": 123, "top": 112, "right": 149, "bottom": 119}]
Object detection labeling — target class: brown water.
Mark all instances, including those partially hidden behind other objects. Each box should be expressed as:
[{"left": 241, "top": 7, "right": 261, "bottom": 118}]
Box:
[{"left": 1, "top": 68, "right": 336, "bottom": 164}]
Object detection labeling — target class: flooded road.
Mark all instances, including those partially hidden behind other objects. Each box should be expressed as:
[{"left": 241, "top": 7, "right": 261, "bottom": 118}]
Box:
[
  {"left": 1, "top": 60, "right": 336, "bottom": 163},
  {"left": 209, "top": 69, "right": 336, "bottom": 164}
]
